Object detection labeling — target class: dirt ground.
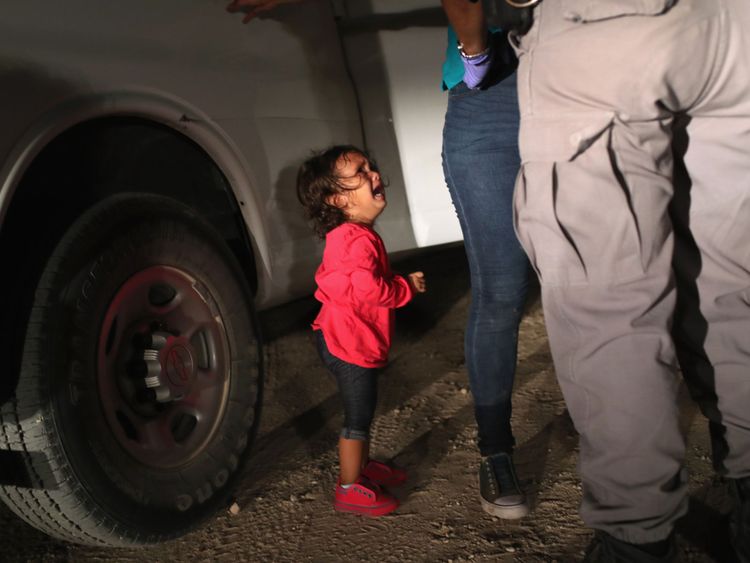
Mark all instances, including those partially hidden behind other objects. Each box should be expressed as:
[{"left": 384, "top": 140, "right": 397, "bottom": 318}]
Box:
[{"left": 0, "top": 244, "right": 739, "bottom": 562}]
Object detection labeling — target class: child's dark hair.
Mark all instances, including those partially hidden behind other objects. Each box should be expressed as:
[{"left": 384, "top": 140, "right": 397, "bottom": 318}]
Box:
[{"left": 296, "top": 145, "right": 384, "bottom": 238}]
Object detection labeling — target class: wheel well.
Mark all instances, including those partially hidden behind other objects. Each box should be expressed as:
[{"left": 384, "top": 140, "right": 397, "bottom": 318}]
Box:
[{"left": 0, "top": 117, "right": 258, "bottom": 399}]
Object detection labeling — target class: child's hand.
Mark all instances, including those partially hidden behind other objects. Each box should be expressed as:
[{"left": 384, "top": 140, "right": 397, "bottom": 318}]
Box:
[{"left": 408, "top": 272, "right": 426, "bottom": 294}]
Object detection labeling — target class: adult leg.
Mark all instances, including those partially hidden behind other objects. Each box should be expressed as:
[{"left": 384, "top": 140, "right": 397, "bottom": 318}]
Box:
[
  {"left": 512, "top": 0, "right": 725, "bottom": 544},
  {"left": 670, "top": 0, "right": 750, "bottom": 481},
  {"left": 442, "top": 73, "right": 529, "bottom": 458},
  {"left": 670, "top": 1, "right": 750, "bottom": 557},
  {"left": 442, "top": 73, "right": 530, "bottom": 519}
]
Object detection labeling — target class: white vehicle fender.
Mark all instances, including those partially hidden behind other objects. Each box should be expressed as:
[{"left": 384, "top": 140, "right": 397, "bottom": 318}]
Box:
[{"left": 0, "top": 88, "right": 273, "bottom": 300}]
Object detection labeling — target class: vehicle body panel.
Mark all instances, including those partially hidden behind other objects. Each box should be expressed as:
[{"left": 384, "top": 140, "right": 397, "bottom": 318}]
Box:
[{"left": 0, "top": 0, "right": 458, "bottom": 309}]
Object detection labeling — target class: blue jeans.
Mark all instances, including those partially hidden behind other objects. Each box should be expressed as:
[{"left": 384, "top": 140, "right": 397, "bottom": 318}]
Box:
[
  {"left": 442, "top": 73, "right": 529, "bottom": 457},
  {"left": 315, "top": 330, "right": 379, "bottom": 442}
]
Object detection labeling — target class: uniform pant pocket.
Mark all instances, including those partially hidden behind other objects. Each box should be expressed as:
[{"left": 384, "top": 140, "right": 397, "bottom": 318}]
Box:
[{"left": 514, "top": 118, "right": 662, "bottom": 287}]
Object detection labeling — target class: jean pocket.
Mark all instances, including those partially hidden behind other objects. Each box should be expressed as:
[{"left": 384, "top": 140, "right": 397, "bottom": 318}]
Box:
[
  {"left": 561, "top": 0, "right": 675, "bottom": 22},
  {"left": 448, "top": 82, "right": 481, "bottom": 99}
]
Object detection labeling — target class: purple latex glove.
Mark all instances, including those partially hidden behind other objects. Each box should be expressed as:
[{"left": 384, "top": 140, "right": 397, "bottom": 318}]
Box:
[{"left": 461, "top": 50, "right": 492, "bottom": 89}]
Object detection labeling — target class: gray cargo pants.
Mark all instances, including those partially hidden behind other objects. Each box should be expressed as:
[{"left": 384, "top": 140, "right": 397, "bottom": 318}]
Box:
[{"left": 512, "top": 0, "right": 750, "bottom": 544}]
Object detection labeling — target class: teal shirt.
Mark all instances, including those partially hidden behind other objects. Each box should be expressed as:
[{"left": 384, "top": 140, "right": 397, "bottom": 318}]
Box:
[
  {"left": 442, "top": 26, "right": 464, "bottom": 91},
  {"left": 442, "top": 26, "right": 501, "bottom": 91}
]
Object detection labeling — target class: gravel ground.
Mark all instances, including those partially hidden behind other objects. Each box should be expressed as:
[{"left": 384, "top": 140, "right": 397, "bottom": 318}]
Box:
[{"left": 0, "top": 244, "right": 737, "bottom": 562}]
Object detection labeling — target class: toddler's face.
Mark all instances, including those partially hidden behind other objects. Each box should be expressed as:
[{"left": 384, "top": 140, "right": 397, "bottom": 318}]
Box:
[{"left": 333, "top": 152, "right": 386, "bottom": 225}]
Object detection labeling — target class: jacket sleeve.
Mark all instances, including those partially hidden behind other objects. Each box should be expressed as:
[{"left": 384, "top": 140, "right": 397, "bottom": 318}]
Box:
[{"left": 346, "top": 234, "right": 413, "bottom": 308}]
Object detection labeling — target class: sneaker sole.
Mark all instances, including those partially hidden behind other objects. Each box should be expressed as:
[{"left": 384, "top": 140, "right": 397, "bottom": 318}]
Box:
[
  {"left": 334, "top": 499, "right": 399, "bottom": 517},
  {"left": 480, "top": 495, "right": 529, "bottom": 519}
]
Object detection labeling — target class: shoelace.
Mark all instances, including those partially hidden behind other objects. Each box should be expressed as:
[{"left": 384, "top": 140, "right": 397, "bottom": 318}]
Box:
[{"left": 490, "top": 455, "right": 519, "bottom": 494}]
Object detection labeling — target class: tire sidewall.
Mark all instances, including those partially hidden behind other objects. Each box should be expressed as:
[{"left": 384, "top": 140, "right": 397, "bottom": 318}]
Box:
[{"left": 34, "top": 194, "right": 261, "bottom": 540}]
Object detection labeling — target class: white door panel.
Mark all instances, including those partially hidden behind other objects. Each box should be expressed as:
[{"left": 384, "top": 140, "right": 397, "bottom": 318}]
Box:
[
  {"left": 0, "top": 0, "right": 364, "bottom": 307},
  {"left": 379, "top": 26, "right": 462, "bottom": 246},
  {"left": 339, "top": 2, "right": 461, "bottom": 248}
]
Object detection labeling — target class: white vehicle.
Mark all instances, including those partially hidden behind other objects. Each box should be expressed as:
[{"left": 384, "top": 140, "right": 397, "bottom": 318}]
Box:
[{"left": 0, "top": 0, "right": 458, "bottom": 546}]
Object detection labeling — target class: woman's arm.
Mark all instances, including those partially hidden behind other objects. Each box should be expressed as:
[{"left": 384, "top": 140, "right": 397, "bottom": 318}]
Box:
[{"left": 441, "top": 0, "right": 487, "bottom": 55}]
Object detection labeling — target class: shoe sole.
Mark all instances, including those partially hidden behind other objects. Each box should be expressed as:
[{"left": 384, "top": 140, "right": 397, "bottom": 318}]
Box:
[
  {"left": 334, "top": 499, "right": 399, "bottom": 517},
  {"left": 480, "top": 495, "right": 529, "bottom": 519}
]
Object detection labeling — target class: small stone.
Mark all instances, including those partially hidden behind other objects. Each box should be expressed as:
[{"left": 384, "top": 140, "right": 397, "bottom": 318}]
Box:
[
  {"left": 506, "top": 547, "right": 516, "bottom": 553},
  {"left": 460, "top": 388, "right": 468, "bottom": 395},
  {"left": 228, "top": 502, "right": 241, "bottom": 515}
]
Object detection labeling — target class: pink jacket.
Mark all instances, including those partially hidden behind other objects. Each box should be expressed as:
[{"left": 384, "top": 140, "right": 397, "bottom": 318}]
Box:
[{"left": 312, "top": 222, "right": 413, "bottom": 368}]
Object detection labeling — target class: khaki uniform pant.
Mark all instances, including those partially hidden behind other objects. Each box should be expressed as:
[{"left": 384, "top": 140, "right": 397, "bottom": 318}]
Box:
[{"left": 513, "top": 0, "right": 750, "bottom": 544}]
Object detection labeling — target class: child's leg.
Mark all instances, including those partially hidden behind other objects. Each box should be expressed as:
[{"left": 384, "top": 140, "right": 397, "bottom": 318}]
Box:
[
  {"left": 339, "top": 437, "right": 368, "bottom": 485},
  {"left": 335, "top": 366, "right": 377, "bottom": 484},
  {"left": 315, "top": 332, "right": 378, "bottom": 482},
  {"left": 315, "top": 332, "right": 399, "bottom": 516}
]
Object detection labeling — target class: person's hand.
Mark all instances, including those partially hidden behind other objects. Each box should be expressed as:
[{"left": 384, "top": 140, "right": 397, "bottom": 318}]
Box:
[
  {"left": 226, "top": 0, "right": 303, "bottom": 23},
  {"left": 408, "top": 272, "right": 427, "bottom": 294},
  {"left": 460, "top": 46, "right": 492, "bottom": 89}
]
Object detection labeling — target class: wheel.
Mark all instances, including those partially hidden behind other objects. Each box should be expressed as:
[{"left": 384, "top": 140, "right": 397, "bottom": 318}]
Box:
[{"left": 0, "top": 193, "right": 263, "bottom": 546}]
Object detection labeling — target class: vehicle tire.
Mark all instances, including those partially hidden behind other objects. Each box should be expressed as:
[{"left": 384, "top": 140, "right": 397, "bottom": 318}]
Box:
[{"left": 0, "top": 193, "right": 263, "bottom": 546}]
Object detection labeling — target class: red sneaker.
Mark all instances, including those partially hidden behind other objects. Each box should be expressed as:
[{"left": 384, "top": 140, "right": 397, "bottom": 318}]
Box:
[
  {"left": 361, "top": 459, "right": 407, "bottom": 487},
  {"left": 334, "top": 477, "right": 399, "bottom": 517}
]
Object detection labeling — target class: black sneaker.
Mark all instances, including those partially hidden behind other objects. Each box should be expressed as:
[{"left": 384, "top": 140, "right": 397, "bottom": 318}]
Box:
[
  {"left": 583, "top": 531, "right": 676, "bottom": 563},
  {"left": 730, "top": 477, "right": 750, "bottom": 563},
  {"left": 479, "top": 452, "right": 529, "bottom": 519}
]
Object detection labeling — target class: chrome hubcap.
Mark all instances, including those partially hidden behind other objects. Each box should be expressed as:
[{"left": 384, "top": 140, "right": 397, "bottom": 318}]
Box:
[{"left": 97, "top": 266, "right": 231, "bottom": 469}]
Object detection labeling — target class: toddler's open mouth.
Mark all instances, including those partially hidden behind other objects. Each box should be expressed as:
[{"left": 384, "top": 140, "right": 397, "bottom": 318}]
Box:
[{"left": 372, "top": 185, "right": 385, "bottom": 199}]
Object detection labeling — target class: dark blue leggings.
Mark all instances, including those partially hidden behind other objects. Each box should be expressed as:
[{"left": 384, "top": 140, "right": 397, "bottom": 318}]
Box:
[{"left": 316, "top": 331, "right": 379, "bottom": 442}]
